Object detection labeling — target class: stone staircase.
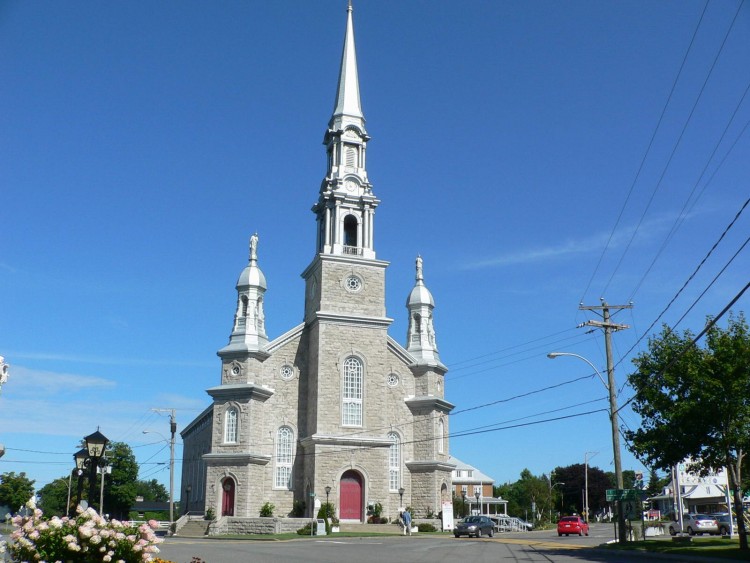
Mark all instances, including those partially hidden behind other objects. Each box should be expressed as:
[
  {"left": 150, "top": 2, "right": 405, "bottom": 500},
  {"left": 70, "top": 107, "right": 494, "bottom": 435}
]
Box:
[
  {"left": 175, "top": 519, "right": 210, "bottom": 537},
  {"left": 339, "top": 523, "right": 403, "bottom": 535}
]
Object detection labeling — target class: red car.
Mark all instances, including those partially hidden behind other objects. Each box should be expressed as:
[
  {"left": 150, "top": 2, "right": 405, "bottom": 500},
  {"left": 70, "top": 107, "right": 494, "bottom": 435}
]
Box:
[{"left": 557, "top": 516, "right": 589, "bottom": 536}]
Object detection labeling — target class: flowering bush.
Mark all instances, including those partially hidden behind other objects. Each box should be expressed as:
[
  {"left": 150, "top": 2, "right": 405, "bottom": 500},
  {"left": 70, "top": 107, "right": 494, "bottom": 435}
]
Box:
[{"left": 1, "top": 498, "right": 162, "bottom": 563}]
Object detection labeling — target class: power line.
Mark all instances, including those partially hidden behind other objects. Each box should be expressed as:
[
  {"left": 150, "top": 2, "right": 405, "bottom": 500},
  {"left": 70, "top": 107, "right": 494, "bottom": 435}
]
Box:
[{"left": 579, "top": 0, "right": 710, "bottom": 304}]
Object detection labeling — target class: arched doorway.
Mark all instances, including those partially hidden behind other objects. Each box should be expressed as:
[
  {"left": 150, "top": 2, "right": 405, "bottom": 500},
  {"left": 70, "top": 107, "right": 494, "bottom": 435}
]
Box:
[
  {"left": 221, "top": 478, "right": 235, "bottom": 516},
  {"left": 339, "top": 470, "right": 363, "bottom": 521}
]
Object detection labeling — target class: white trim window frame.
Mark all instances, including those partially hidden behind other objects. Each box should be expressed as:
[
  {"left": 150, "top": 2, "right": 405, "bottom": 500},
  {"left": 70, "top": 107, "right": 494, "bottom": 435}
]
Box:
[
  {"left": 274, "top": 426, "right": 294, "bottom": 489},
  {"left": 342, "top": 356, "right": 363, "bottom": 426},
  {"left": 388, "top": 432, "right": 400, "bottom": 492},
  {"left": 224, "top": 407, "right": 238, "bottom": 444}
]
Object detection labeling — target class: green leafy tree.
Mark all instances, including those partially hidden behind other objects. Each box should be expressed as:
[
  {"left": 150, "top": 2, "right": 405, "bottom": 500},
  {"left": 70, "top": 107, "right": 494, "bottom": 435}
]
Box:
[
  {"left": 36, "top": 475, "right": 72, "bottom": 516},
  {"left": 626, "top": 312, "right": 750, "bottom": 550},
  {"left": 102, "top": 441, "right": 139, "bottom": 520},
  {"left": 0, "top": 471, "right": 35, "bottom": 513},
  {"left": 494, "top": 469, "right": 551, "bottom": 523},
  {"left": 134, "top": 478, "right": 168, "bottom": 502}
]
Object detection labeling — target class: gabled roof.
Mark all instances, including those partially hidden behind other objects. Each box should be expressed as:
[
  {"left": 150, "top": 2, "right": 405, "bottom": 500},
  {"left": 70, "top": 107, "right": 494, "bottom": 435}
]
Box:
[{"left": 448, "top": 455, "right": 495, "bottom": 484}]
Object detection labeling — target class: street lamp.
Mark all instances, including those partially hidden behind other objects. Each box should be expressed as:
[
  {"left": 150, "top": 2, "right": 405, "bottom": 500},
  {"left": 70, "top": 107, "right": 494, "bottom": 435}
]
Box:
[
  {"left": 143, "top": 430, "right": 175, "bottom": 523},
  {"left": 399, "top": 487, "right": 405, "bottom": 508},
  {"left": 325, "top": 485, "right": 331, "bottom": 519},
  {"left": 461, "top": 490, "right": 466, "bottom": 517},
  {"left": 551, "top": 482, "right": 565, "bottom": 521},
  {"left": 85, "top": 430, "right": 109, "bottom": 512},
  {"left": 184, "top": 485, "right": 192, "bottom": 515},
  {"left": 475, "top": 490, "right": 480, "bottom": 515},
  {"left": 548, "top": 352, "right": 625, "bottom": 542},
  {"left": 584, "top": 451, "right": 598, "bottom": 522}
]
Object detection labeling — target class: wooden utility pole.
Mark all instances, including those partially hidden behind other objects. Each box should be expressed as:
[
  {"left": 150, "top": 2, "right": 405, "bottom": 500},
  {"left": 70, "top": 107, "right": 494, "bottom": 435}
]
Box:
[{"left": 579, "top": 299, "right": 631, "bottom": 542}]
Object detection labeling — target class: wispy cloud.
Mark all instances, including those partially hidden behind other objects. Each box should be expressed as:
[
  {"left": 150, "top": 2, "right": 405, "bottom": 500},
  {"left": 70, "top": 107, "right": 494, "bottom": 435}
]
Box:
[
  {"left": 5, "top": 352, "right": 212, "bottom": 368},
  {"left": 6, "top": 365, "right": 116, "bottom": 394},
  {"left": 461, "top": 212, "right": 682, "bottom": 270}
]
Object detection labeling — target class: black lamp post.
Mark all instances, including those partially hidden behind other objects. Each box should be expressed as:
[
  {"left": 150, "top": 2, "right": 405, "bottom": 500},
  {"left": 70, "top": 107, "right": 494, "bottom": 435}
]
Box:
[
  {"left": 461, "top": 490, "right": 466, "bottom": 517},
  {"left": 398, "top": 487, "right": 405, "bottom": 508},
  {"left": 184, "top": 485, "right": 192, "bottom": 515},
  {"left": 72, "top": 448, "right": 88, "bottom": 516},
  {"left": 84, "top": 429, "right": 109, "bottom": 513},
  {"left": 475, "top": 490, "right": 481, "bottom": 516},
  {"left": 325, "top": 486, "right": 331, "bottom": 519}
]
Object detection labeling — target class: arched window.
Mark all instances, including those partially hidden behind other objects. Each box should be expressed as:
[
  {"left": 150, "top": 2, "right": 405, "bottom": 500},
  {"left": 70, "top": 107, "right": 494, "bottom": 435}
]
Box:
[
  {"left": 274, "top": 426, "right": 294, "bottom": 489},
  {"left": 224, "top": 407, "right": 238, "bottom": 444},
  {"left": 437, "top": 418, "right": 445, "bottom": 454},
  {"left": 342, "top": 356, "right": 363, "bottom": 426},
  {"left": 343, "top": 215, "right": 358, "bottom": 248},
  {"left": 388, "top": 432, "right": 400, "bottom": 491}
]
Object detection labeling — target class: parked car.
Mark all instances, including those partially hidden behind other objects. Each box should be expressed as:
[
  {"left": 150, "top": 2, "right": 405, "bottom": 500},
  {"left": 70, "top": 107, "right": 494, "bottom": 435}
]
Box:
[
  {"left": 710, "top": 513, "right": 737, "bottom": 536},
  {"left": 668, "top": 513, "right": 718, "bottom": 536},
  {"left": 454, "top": 515, "right": 495, "bottom": 538},
  {"left": 557, "top": 516, "right": 589, "bottom": 536}
]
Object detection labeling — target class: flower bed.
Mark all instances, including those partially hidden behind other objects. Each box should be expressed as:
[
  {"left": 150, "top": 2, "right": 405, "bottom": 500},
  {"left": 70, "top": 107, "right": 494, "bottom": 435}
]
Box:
[{"left": 1, "top": 499, "right": 162, "bottom": 563}]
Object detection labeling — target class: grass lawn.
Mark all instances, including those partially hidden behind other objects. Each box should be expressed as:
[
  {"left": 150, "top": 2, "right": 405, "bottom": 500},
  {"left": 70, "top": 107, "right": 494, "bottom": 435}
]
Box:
[{"left": 600, "top": 537, "right": 750, "bottom": 561}]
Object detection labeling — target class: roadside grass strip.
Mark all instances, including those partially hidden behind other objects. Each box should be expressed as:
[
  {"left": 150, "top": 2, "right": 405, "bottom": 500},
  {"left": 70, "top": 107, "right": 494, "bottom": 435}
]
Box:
[{"left": 492, "top": 537, "right": 589, "bottom": 550}]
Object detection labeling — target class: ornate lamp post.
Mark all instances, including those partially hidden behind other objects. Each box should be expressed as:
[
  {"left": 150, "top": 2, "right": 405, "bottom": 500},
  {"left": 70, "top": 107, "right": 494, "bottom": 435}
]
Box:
[
  {"left": 461, "top": 490, "right": 466, "bottom": 517},
  {"left": 84, "top": 429, "right": 109, "bottom": 513},
  {"left": 398, "top": 486, "right": 405, "bottom": 508},
  {"left": 325, "top": 486, "right": 331, "bottom": 519},
  {"left": 475, "top": 490, "right": 480, "bottom": 515},
  {"left": 72, "top": 448, "right": 88, "bottom": 516}
]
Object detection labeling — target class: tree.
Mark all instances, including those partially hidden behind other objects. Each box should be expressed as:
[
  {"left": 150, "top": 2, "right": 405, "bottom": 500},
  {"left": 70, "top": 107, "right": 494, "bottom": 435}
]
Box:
[
  {"left": 494, "top": 469, "right": 552, "bottom": 523},
  {"left": 134, "top": 479, "right": 168, "bottom": 502},
  {"left": 37, "top": 475, "right": 72, "bottom": 516},
  {"left": 0, "top": 471, "right": 35, "bottom": 513},
  {"left": 626, "top": 312, "right": 750, "bottom": 550},
  {"left": 554, "top": 464, "right": 611, "bottom": 517},
  {"left": 102, "top": 441, "right": 139, "bottom": 519}
]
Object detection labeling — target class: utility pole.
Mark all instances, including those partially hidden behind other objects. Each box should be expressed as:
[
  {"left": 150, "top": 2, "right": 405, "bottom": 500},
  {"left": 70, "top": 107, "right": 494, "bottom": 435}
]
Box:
[
  {"left": 152, "top": 408, "right": 176, "bottom": 524},
  {"left": 579, "top": 299, "right": 631, "bottom": 543}
]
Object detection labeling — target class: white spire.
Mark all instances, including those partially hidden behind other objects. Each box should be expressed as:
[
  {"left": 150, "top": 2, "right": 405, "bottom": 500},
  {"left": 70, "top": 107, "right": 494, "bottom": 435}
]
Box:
[
  {"left": 218, "top": 233, "right": 269, "bottom": 358},
  {"left": 406, "top": 256, "right": 445, "bottom": 367},
  {"left": 330, "top": 0, "right": 365, "bottom": 131}
]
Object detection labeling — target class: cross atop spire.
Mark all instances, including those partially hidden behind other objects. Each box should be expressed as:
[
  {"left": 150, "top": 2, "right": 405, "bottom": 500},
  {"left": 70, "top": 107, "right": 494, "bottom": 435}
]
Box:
[{"left": 330, "top": 0, "right": 365, "bottom": 131}]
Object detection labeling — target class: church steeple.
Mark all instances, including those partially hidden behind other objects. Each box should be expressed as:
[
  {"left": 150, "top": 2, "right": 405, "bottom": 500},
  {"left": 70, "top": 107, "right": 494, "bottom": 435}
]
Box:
[
  {"left": 406, "top": 256, "right": 445, "bottom": 368},
  {"left": 313, "top": 0, "right": 379, "bottom": 260},
  {"left": 218, "top": 233, "right": 270, "bottom": 359}
]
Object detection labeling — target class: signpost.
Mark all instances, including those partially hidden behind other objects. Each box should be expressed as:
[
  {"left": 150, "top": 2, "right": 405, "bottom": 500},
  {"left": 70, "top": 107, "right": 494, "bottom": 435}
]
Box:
[{"left": 606, "top": 489, "right": 640, "bottom": 501}]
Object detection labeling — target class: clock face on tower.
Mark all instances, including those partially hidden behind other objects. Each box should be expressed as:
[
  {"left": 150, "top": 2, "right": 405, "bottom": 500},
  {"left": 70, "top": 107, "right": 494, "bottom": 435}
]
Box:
[{"left": 345, "top": 179, "right": 358, "bottom": 192}]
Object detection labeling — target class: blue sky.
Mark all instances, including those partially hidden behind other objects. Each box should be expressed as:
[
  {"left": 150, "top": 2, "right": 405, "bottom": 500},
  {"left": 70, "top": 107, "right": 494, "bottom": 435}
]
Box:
[{"left": 1, "top": 0, "right": 748, "bottom": 504}]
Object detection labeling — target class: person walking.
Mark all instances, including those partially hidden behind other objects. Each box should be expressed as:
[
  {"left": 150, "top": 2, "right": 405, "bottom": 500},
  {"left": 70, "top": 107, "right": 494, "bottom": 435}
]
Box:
[{"left": 403, "top": 509, "right": 412, "bottom": 536}]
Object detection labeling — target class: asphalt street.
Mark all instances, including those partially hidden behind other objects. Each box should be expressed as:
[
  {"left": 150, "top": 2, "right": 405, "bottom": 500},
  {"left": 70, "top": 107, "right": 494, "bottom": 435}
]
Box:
[{"left": 157, "top": 523, "right": 698, "bottom": 563}]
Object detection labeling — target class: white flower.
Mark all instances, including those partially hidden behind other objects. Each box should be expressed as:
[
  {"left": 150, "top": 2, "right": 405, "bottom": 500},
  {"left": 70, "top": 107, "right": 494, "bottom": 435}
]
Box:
[{"left": 26, "top": 497, "right": 37, "bottom": 510}]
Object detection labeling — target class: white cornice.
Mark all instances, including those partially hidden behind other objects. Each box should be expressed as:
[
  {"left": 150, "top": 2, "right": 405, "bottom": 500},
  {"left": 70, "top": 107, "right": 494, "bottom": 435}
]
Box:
[
  {"left": 206, "top": 383, "right": 274, "bottom": 402},
  {"left": 203, "top": 452, "right": 271, "bottom": 466},
  {"left": 300, "top": 433, "right": 392, "bottom": 448}
]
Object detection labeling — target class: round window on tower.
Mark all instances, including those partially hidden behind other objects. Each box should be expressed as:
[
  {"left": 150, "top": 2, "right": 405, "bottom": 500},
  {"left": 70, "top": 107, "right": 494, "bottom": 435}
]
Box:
[
  {"left": 344, "top": 275, "right": 363, "bottom": 293},
  {"left": 386, "top": 373, "right": 400, "bottom": 388},
  {"left": 230, "top": 364, "right": 241, "bottom": 376},
  {"left": 280, "top": 364, "right": 295, "bottom": 380}
]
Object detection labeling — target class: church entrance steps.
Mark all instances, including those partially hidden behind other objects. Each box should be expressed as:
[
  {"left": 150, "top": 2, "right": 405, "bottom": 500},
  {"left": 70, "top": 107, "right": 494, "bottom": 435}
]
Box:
[{"left": 175, "top": 519, "right": 210, "bottom": 537}]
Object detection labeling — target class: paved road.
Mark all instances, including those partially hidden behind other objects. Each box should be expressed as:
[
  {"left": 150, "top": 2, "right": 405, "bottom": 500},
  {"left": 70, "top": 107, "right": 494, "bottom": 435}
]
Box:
[{"left": 157, "top": 523, "right": 668, "bottom": 563}]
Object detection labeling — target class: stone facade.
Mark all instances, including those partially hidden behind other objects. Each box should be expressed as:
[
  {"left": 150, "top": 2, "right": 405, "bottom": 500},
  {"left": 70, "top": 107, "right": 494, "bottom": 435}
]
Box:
[{"left": 179, "top": 4, "right": 454, "bottom": 531}]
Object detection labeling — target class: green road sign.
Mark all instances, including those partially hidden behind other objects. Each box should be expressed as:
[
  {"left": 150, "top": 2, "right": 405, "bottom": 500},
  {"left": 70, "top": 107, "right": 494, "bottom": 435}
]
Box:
[{"left": 606, "top": 489, "right": 640, "bottom": 501}]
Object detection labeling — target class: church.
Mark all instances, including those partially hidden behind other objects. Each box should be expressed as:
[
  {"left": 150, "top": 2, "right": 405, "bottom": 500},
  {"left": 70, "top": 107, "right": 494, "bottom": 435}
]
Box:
[{"left": 180, "top": 3, "right": 454, "bottom": 524}]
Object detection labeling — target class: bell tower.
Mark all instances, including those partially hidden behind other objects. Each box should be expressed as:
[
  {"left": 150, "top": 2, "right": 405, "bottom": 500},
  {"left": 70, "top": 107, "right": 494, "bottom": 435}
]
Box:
[{"left": 312, "top": 1, "right": 379, "bottom": 260}]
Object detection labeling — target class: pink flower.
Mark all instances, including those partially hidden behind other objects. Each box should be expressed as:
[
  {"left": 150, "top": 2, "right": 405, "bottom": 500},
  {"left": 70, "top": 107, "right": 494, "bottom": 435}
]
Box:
[{"left": 147, "top": 519, "right": 159, "bottom": 529}]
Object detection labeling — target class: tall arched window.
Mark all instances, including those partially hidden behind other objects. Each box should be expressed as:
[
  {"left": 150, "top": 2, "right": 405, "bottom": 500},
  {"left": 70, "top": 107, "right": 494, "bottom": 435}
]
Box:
[
  {"left": 224, "top": 407, "right": 238, "bottom": 444},
  {"left": 437, "top": 418, "right": 445, "bottom": 454},
  {"left": 388, "top": 432, "right": 400, "bottom": 491},
  {"left": 342, "top": 356, "right": 363, "bottom": 426},
  {"left": 275, "top": 426, "right": 294, "bottom": 489}
]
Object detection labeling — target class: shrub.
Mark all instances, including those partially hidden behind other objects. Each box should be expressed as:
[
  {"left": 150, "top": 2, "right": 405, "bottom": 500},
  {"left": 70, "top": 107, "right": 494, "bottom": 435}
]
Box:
[
  {"left": 3, "top": 499, "right": 162, "bottom": 563},
  {"left": 259, "top": 502, "right": 275, "bottom": 517},
  {"left": 418, "top": 522, "right": 437, "bottom": 532},
  {"left": 204, "top": 507, "right": 215, "bottom": 521},
  {"left": 291, "top": 500, "right": 306, "bottom": 517},
  {"left": 297, "top": 523, "right": 312, "bottom": 535}
]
